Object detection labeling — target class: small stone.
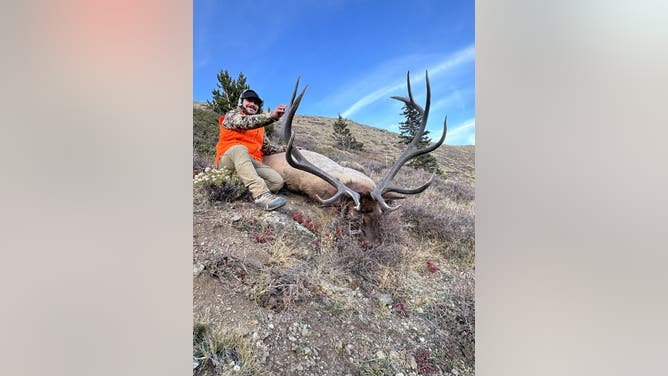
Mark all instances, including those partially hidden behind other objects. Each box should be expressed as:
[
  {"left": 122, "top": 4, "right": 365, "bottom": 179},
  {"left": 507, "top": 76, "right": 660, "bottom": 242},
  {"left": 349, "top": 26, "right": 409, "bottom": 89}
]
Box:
[
  {"left": 419, "top": 337, "right": 425, "bottom": 342},
  {"left": 376, "top": 350, "right": 386, "bottom": 359},
  {"left": 233, "top": 365, "right": 240, "bottom": 371},
  {"left": 193, "top": 263, "right": 205, "bottom": 276},
  {"left": 268, "top": 323, "right": 274, "bottom": 329},
  {"left": 408, "top": 355, "right": 417, "bottom": 369},
  {"left": 288, "top": 335, "right": 297, "bottom": 342},
  {"left": 376, "top": 293, "right": 393, "bottom": 306}
]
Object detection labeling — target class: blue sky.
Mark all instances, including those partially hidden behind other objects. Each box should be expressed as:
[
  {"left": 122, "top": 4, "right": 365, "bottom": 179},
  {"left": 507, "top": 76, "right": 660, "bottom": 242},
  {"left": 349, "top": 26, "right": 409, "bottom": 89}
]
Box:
[{"left": 194, "top": 0, "right": 475, "bottom": 145}]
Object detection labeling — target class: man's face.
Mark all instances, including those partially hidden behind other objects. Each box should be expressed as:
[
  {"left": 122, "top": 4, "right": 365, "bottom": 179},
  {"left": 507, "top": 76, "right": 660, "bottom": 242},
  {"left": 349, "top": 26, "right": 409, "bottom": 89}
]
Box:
[{"left": 241, "top": 98, "right": 260, "bottom": 114}]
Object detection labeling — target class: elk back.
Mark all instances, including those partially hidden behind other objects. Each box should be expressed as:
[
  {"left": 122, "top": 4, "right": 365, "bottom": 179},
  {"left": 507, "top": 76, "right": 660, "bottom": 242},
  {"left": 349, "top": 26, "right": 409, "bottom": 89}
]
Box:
[{"left": 263, "top": 150, "right": 376, "bottom": 200}]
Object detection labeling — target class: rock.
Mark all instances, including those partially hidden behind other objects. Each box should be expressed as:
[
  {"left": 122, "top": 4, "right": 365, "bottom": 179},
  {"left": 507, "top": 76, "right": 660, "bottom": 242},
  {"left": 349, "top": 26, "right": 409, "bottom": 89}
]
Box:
[
  {"left": 376, "top": 350, "right": 386, "bottom": 359},
  {"left": 407, "top": 354, "right": 417, "bottom": 370},
  {"left": 376, "top": 293, "right": 394, "bottom": 306},
  {"left": 389, "top": 350, "right": 400, "bottom": 361},
  {"left": 288, "top": 335, "right": 297, "bottom": 342},
  {"left": 193, "top": 263, "right": 205, "bottom": 276}
]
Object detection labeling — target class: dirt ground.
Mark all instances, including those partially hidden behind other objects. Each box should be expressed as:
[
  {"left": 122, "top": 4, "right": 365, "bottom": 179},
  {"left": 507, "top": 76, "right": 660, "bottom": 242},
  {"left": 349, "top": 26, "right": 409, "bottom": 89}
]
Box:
[{"left": 193, "top": 190, "right": 474, "bottom": 376}]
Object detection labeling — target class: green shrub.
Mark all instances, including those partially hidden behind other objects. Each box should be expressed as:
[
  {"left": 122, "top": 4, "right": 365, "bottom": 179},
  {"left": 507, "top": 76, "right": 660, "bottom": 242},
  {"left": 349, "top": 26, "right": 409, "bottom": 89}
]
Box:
[
  {"left": 193, "top": 108, "right": 220, "bottom": 156},
  {"left": 193, "top": 167, "right": 248, "bottom": 204}
]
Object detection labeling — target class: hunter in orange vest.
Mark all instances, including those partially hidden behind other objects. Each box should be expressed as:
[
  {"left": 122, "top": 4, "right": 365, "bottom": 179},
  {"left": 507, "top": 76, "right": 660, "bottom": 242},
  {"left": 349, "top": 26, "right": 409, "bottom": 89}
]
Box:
[{"left": 215, "top": 89, "right": 289, "bottom": 211}]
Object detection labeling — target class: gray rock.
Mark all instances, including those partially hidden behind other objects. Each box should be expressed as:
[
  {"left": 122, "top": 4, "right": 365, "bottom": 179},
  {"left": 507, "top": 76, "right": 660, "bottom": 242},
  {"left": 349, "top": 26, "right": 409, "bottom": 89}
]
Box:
[{"left": 376, "top": 293, "right": 393, "bottom": 306}]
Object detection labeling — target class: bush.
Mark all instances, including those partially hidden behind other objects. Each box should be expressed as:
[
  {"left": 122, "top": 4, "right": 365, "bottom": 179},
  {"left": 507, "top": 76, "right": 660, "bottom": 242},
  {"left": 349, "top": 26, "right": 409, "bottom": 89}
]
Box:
[
  {"left": 401, "top": 204, "right": 475, "bottom": 261},
  {"left": 193, "top": 167, "right": 248, "bottom": 204},
  {"left": 193, "top": 108, "right": 220, "bottom": 156}
]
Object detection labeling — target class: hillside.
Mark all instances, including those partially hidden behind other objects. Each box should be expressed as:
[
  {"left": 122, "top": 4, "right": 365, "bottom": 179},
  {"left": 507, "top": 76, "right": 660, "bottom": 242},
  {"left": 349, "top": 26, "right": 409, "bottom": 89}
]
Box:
[{"left": 193, "top": 103, "right": 475, "bottom": 376}]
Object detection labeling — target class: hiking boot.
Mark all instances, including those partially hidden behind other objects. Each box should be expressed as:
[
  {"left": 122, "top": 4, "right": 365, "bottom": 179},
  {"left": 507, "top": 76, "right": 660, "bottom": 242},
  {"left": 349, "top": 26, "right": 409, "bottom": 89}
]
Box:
[{"left": 254, "top": 192, "right": 286, "bottom": 211}]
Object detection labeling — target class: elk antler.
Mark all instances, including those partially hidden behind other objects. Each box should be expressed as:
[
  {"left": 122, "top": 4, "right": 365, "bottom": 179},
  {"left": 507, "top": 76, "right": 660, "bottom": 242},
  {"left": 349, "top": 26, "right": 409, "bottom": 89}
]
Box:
[
  {"left": 279, "top": 77, "right": 305, "bottom": 143},
  {"left": 371, "top": 71, "right": 447, "bottom": 213},
  {"left": 283, "top": 78, "right": 362, "bottom": 210}
]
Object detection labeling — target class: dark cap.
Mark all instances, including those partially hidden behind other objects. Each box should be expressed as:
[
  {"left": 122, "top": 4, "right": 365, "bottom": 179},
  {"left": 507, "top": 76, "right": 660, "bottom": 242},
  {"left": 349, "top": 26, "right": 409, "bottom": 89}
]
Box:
[{"left": 239, "top": 89, "right": 263, "bottom": 106}]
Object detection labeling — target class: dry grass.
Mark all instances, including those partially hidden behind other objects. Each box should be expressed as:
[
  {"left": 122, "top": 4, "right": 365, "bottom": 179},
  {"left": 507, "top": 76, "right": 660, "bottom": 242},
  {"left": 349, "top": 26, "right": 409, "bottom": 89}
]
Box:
[
  {"left": 193, "top": 323, "right": 270, "bottom": 376},
  {"left": 194, "top": 105, "right": 475, "bottom": 375}
]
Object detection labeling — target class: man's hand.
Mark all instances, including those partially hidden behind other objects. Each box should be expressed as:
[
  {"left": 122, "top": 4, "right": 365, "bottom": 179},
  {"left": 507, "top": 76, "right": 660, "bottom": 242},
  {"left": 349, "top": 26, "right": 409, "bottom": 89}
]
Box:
[{"left": 272, "top": 104, "right": 287, "bottom": 120}]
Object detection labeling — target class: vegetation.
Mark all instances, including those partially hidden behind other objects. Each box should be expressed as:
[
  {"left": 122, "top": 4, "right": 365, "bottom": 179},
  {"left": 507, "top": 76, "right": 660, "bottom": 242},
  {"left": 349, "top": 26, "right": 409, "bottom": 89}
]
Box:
[
  {"left": 193, "top": 167, "right": 248, "bottom": 204},
  {"left": 193, "top": 322, "right": 269, "bottom": 376},
  {"left": 331, "top": 115, "right": 364, "bottom": 151},
  {"left": 193, "top": 108, "right": 220, "bottom": 157},
  {"left": 207, "top": 70, "right": 250, "bottom": 115},
  {"left": 398, "top": 104, "right": 443, "bottom": 175},
  {"left": 193, "top": 105, "right": 475, "bottom": 375}
]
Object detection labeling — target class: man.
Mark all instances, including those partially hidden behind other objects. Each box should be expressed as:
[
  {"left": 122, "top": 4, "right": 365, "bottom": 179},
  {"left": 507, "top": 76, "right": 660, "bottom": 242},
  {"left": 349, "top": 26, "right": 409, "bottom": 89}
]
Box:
[{"left": 214, "top": 89, "right": 288, "bottom": 211}]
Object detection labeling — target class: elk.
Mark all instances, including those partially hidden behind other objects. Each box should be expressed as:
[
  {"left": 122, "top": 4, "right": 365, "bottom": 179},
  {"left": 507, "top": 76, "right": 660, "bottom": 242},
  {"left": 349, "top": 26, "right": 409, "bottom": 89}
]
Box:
[{"left": 262, "top": 71, "right": 447, "bottom": 244}]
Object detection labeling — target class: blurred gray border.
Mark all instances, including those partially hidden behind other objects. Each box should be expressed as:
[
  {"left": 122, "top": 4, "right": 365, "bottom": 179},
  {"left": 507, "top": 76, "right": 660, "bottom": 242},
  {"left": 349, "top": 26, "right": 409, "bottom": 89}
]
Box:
[
  {"left": 477, "top": 0, "right": 668, "bottom": 375},
  {"left": 0, "top": 1, "right": 192, "bottom": 375},
  {"left": 2, "top": 1, "right": 667, "bottom": 375}
]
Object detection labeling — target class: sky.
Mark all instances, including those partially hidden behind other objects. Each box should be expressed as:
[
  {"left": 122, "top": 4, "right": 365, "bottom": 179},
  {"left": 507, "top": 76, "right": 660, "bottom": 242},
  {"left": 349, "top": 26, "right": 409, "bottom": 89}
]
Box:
[{"left": 194, "top": 0, "right": 475, "bottom": 145}]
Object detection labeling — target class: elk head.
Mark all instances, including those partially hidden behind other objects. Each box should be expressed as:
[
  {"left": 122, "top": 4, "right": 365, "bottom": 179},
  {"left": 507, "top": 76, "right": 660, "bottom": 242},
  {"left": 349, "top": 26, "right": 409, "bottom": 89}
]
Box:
[{"left": 262, "top": 71, "right": 447, "bottom": 245}]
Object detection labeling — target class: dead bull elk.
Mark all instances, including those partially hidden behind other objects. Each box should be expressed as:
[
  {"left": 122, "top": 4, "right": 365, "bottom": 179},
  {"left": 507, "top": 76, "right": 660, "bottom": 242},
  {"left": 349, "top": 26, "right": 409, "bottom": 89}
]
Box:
[{"left": 262, "top": 71, "right": 447, "bottom": 243}]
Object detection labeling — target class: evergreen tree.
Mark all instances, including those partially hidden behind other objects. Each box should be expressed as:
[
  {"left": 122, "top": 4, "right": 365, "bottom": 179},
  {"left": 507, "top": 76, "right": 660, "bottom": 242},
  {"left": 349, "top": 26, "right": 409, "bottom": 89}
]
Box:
[
  {"left": 331, "top": 115, "right": 364, "bottom": 151},
  {"left": 207, "top": 70, "right": 249, "bottom": 115},
  {"left": 397, "top": 104, "right": 443, "bottom": 175}
]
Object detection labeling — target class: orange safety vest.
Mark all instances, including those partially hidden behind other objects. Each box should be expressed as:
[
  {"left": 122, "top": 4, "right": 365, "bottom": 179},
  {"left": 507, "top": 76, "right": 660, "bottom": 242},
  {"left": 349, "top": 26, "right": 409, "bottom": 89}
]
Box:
[{"left": 214, "top": 113, "right": 265, "bottom": 165}]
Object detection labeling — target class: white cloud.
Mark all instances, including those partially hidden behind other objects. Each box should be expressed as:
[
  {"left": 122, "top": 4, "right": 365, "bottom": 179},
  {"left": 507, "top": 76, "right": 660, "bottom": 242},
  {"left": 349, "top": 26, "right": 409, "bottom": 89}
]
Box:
[
  {"left": 340, "top": 45, "right": 475, "bottom": 118},
  {"left": 444, "top": 118, "right": 475, "bottom": 145}
]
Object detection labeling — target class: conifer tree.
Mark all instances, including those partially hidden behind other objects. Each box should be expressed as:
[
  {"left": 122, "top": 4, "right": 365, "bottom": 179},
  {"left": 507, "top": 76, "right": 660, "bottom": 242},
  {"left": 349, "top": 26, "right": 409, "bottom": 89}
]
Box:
[
  {"left": 331, "top": 115, "right": 364, "bottom": 151},
  {"left": 207, "top": 70, "right": 250, "bottom": 115},
  {"left": 397, "top": 104, "right": 443, "bottom": 175}
]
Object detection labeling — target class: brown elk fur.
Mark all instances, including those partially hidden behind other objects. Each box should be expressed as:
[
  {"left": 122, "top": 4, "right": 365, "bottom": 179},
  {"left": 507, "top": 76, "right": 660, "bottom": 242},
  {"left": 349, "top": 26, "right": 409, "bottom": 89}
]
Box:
[{"left": 263, "top": 150, "right": 376, "bottom": 199}]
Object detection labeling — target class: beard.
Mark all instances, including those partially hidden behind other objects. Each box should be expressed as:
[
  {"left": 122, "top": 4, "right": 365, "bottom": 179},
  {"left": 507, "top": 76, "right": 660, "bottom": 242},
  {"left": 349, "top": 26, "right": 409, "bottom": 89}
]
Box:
[{"left": 243, "top": 104, "right": 258, "bottom": 114}]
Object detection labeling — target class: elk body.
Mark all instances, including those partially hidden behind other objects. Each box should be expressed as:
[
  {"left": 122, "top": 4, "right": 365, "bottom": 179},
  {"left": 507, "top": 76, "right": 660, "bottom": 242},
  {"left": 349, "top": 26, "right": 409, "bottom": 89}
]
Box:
[{"left": 263, "top": 72, "right": 447, "bottom": 244}]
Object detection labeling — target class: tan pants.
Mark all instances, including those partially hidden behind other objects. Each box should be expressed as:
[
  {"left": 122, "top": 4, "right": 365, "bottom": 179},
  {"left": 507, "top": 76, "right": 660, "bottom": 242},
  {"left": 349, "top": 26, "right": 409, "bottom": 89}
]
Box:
[{"left": 217, "top": 145, "right": 284, "bottom": 198}]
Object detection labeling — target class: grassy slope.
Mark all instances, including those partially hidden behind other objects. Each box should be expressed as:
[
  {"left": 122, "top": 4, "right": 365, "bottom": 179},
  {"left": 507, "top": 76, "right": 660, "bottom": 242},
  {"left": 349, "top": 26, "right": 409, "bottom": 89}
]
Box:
[{"left": 193, "top": 103, "right": 475, "bottom": 376}]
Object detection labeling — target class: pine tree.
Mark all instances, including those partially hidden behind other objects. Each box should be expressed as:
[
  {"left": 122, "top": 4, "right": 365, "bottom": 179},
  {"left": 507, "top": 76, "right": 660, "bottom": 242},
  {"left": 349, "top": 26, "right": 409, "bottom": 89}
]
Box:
[
  {"left": 207, "top": 70, "right": 250, "bottom": 115},
  {"left": 397, "top": 104, "right": 443, "bottom": 175},
  {"left": 331, "top": 115, "right": 364, "bottom": 151}
]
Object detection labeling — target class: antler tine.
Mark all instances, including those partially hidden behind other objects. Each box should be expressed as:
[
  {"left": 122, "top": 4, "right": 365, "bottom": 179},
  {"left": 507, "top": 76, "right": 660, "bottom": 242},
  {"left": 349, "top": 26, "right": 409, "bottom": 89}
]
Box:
[
  {"left": 280, "top": 77, "right": 304, "bottom": 143},
  {"left": 281, "top": 80, "right": 361, "bottom": 210},
  {"left": 372, "top": 71, "right": 446, "bottom": 213},
  {"left": 286, "top": 132, "right": 362, "bottom": 210}
]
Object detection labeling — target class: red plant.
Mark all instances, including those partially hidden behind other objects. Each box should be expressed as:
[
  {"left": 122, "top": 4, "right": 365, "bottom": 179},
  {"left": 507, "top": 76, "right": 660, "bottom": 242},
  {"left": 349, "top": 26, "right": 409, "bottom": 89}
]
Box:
[
  {"left": 254, "top": 228, "right": 274, "bottom": 243},
  {"left": 289, "top": 210, "right": 319, "bottom": 234},
  {"left": 426, "top": 260, "right": 439, "bottom": 273},
  {"left": 393, "top": 299, "right": 410, "bottom": 318},
  {"left": 414, "top": 348, "right": 438, "bottom": 375}
]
